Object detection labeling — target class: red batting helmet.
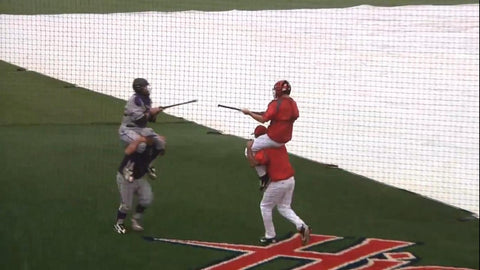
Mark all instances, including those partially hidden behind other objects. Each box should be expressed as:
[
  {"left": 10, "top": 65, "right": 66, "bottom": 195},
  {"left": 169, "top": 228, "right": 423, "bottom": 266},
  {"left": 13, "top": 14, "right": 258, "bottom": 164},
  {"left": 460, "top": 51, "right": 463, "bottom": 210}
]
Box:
[
  {"left": 273, "top": 80, "right": 291, "bottom": 98},
  {"left": 253, "top": 125, "right": 267, "bottom": 138}
]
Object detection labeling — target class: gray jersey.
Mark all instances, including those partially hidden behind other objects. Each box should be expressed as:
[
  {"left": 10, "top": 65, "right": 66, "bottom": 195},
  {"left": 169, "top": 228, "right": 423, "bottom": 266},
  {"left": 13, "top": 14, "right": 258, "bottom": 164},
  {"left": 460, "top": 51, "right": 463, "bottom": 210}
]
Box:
[
  {"left": 118, "top": 93, "right": 159, "bottom": 146},
  {"left": 120, "top": 94, "right": 152, "bottom": 128}
]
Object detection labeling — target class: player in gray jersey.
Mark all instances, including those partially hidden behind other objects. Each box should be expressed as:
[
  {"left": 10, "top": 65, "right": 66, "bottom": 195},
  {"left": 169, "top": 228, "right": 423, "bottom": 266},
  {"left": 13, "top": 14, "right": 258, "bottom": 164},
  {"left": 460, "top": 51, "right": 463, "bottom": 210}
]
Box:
[
  {"left": 114, "top": 142, "right": 156, "bottom": 234},
  {"left": 118, "top": 78, "right": 166, "bottom": 182}
]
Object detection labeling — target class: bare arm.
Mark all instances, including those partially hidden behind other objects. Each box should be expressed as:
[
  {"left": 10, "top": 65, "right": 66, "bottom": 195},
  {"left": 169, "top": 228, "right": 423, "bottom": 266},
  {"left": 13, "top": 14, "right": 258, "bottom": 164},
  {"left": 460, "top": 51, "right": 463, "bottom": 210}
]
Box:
[
  {"left": 149, "top": 107, "right": 163, "bottom": 117},
  {"left": 147, "top": 107, "right": 164, "bottom": 122},
  {"left": 124, "top": 136, "right": 159, "bottom": 155},
  {"left": 246, "top": 140, "right": 258, "bottom": 167},
  {"left": 124, "top": 137, "right": 147, "bottom": 155},
  {"left": 241, "top": 109, "right": 266, "bottom": 123}
]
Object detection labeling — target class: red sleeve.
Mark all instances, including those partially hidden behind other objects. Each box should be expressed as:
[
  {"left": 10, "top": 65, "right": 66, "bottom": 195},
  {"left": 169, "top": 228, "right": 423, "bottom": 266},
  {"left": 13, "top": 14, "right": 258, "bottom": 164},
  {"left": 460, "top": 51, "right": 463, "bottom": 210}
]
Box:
[
  {"left": 262, "top": 100, "right": 277, "bottom": 121},
  {"left": 291, "top": 99, "right": 299, "bottom": 120},
  {"left": 254, "top": 150, "right": 268, "bottom": 165}
]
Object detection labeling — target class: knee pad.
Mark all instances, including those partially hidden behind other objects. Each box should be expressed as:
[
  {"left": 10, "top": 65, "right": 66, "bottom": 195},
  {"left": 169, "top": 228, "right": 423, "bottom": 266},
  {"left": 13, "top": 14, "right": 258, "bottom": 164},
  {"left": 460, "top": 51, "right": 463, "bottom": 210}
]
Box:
[
  {"left": 138, "top": 196, "right": 153, "bottom": 207},
  {"left": 136, "top": 142, "right": 147, "bottom": 153}
]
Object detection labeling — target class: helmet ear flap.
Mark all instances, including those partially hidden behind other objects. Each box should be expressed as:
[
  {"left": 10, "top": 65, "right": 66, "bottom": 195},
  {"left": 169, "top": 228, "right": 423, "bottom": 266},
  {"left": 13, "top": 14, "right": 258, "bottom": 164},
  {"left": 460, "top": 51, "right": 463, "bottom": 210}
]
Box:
[
  {"left": 273, "top": 80, "right": 291, "bottom": 97},
  {"left": 282, "top": 80, "right": 291, "bottom": 93},
  {"left": 132, "top": 78, "right": 149, "bottom": 93}
]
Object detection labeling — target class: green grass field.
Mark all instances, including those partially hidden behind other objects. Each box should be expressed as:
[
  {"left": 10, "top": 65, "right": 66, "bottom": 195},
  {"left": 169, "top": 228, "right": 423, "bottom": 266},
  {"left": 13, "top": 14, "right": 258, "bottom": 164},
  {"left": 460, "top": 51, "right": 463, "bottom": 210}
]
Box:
[
  {"left": 0, "top": 61, "right": 478, "bottom": 269},
  {"left": 1, "top": 1, "right": 479, "bottom": 269}
]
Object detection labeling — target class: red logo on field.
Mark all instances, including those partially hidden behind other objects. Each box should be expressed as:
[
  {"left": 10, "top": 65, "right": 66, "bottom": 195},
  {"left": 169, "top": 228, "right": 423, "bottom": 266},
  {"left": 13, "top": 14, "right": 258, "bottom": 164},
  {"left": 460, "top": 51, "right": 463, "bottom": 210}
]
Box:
[{"left": 146, "top": 233, "right": 474, "bottom": 270}]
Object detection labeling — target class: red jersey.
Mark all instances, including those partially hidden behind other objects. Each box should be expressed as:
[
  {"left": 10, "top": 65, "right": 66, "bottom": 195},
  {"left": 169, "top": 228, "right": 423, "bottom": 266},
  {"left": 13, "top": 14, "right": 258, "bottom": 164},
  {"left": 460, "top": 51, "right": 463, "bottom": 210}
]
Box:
[
  {"left": 263, "top": 96, "right": 299, "bottom": 143},
  {"left": 254, "top": 145, "right": 295, "bottom": 182}
]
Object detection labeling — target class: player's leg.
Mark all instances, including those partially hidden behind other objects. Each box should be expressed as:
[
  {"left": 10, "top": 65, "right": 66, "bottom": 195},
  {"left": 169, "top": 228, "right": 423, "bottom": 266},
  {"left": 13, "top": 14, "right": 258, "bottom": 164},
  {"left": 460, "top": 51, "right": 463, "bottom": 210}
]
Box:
[
  {"left": 251, "top": 134, "right": 283, "bottom": 152},
  {"left": 151, "top": 134, "right": 166, "bottom": 154},
  {"left": 256, "top": 169, "right": 270, "bottom": 191},
  {"left": 127, "top": 139, "right": 159, "bottom": 179},
  {"left": 127, "top": 127, "right": 161, "bottom": 156},
  {"left": 145, "top": 134, "right": 166, "bottom": 179},
  {"left": 131, "top": 178, "right": 153, "bottom": 231},
  {"left": 276, "top": 177, "right": 306, "bottom": 227},
  {"left": 119, "top": 129, "right": 147, "bottom": 181},
  {"left": 244, "top": 145, "right": 269, "bottom": 190},
  {"left": 259, "top": 180, "right": 285, "bottom": 243},
  {"left": 120, "top": 127, "right": 145, "bottom": 153},
  {"left": 114, "top": 172, "right": 135, "bottom": 234},
  {"left": 250, "top": 135, "right": 283, "bottom": 189},
  {"left": 118, "top": 153, "right": 136, "bottom": 182},
  {"left": 276, "top": 176, "right": 311, "bottom": 245},
  {"left": 125, "top": 136, "right": 147, "bottom": 155},
  {"left": 140, "top": 129, "right": 166, "bottom": 179}
]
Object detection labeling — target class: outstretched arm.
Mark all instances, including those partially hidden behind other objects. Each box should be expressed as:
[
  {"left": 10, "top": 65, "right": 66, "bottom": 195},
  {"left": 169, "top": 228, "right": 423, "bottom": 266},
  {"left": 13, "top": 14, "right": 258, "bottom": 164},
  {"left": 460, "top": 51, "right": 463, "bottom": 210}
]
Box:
[
  {"left": 241, "top": 109, "right": 266, "bottom": 123},
  {"left": 147, "top": 107, "right": 164, "bottom": 122}
]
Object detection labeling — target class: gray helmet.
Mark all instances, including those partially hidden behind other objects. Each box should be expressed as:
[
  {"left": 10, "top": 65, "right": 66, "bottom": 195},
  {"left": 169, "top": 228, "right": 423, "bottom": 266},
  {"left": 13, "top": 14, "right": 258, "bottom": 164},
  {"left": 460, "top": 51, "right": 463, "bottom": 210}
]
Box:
[{"left": 132, "top": 78, "right": 149, "bottom": 93}]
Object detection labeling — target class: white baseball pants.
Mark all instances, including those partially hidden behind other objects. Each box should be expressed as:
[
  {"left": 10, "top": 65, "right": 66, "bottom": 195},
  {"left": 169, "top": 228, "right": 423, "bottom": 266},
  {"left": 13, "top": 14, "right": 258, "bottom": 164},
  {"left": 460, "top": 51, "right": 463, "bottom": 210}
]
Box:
[{"left": 260, "top": 176, "right": 306, "bottom": 239}]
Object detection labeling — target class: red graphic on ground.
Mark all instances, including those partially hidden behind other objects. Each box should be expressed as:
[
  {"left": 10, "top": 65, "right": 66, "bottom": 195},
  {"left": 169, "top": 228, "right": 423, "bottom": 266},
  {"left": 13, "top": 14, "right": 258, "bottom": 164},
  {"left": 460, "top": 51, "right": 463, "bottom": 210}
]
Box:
[{"left": 150, "top": 233, "right": 474, "bottom": 270}]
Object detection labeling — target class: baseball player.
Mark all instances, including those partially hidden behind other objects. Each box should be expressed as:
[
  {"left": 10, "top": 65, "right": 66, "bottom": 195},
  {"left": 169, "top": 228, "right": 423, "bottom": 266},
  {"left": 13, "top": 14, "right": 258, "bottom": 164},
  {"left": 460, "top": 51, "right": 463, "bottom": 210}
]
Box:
[
  {"left": 118, "top": 78, "right": 166, "bottom": 182},
  {"left": 113, "top": 142, "right": 157, "bottom": 234},
  {"left": 246, "top": 125, "right": 310, "bottom": 245},
  {"left": 241, "top": 80, "right": 299, "bottom": 189}
]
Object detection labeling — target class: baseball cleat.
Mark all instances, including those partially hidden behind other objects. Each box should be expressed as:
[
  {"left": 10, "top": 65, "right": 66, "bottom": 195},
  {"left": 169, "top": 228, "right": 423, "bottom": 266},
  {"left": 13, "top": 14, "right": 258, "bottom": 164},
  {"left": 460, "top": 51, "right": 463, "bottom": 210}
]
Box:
[
  {"left": 123, "top": 167, "right": 134, "bottom": 182},
  {"left": 114, "top": 223, "right": 127, "bottom": 234},
  {"left": 299, "top": 225, "right": 311, "bottom": 246},
  {"left": 131, "top": 218, "right": 144, "bottom": 232},
  {"left": 147, "top": 166, "right": 157, "bottom": 180},
  {"left": 259, "top": 237, "right": 277, "bottom": 245}
]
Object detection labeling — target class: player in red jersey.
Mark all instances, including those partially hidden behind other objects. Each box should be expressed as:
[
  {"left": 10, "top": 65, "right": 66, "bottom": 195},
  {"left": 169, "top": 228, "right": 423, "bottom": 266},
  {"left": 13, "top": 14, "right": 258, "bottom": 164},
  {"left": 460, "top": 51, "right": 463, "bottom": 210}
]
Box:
[
  {"left": 246, "top": 125, "right": 310, "bottom": 246},
  {"left": 242, "top": 80, "right": 299, "bottom": 189},
  {"left": 242, "top": 80, "right": 299, "bottom": 147}
]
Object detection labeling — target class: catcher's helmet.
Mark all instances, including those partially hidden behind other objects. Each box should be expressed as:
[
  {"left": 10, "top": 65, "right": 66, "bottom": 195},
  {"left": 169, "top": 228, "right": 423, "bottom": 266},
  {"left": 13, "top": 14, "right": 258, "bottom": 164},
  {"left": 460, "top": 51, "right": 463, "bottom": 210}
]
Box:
[
  {"left": 273, "top": 80, "right": 291, "bottom": 98},
  {"left": 132, "top": 78, "right": 149, "bottom": 93}
]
